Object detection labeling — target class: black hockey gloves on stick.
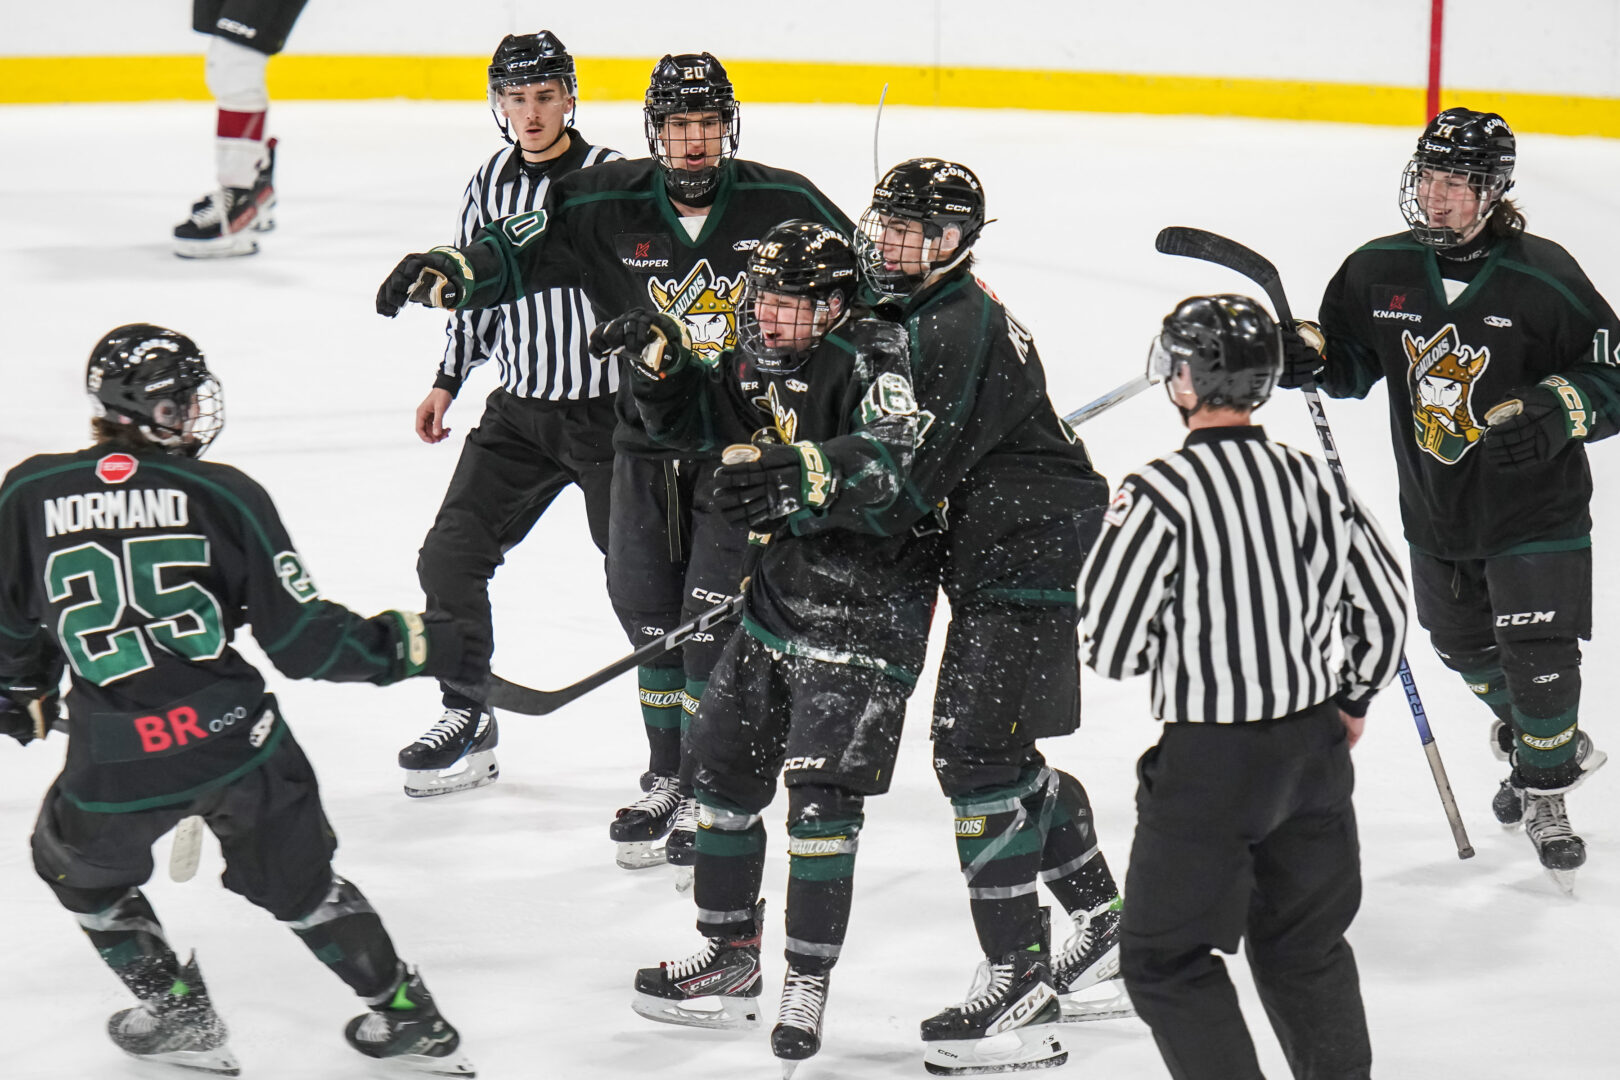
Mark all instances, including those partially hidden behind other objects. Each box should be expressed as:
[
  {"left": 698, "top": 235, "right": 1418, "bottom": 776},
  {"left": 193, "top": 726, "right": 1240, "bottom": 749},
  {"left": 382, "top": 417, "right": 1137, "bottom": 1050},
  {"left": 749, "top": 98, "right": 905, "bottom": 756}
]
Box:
[
  {"left": 1154, "top": 224, "right": 1475, "bottom": 861},
  {"left": 1, "top": 676, "right": 61, "bottom": 746},
  {"left": 376, "top": 247, "right": 478, "bottom": 316},
  {"left": 714, "top": 442, "right": 836, "bottom": 527},
  {"left": 1483, "top": 378, "right": 1591, "bottom": 469},
  {"left": 589, "top": 309, "right": 694, "bottom": 375},
  {"left": 447, "top": 593, "right": 746, "bottom": 716}
]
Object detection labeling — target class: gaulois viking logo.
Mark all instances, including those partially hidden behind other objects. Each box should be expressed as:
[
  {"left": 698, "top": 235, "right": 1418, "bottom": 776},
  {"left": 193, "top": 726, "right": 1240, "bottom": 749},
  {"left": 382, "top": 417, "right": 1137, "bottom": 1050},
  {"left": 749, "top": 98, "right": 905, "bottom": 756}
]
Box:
[
  {"left": 753, "top": 382, "right": 799, "bottom": 444},
  {"left": 647, "top": 259, "right": 745, "bottom": 363},
  {"left": 1404, "top": 323, "right": 1492, "bottom": 464}
]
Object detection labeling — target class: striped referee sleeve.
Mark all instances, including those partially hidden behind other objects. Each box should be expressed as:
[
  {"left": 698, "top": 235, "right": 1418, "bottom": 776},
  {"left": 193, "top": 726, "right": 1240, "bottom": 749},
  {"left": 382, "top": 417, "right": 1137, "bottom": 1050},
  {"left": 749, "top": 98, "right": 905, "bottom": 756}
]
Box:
[
  {"left": 437, "top": 152, "right": 507, "bottom": 394},
  {"left": 1335, "top": 483, "right": 1408, "bottom": 713},
  {"left": 1079, "top": 478, "right": 1178, "bottom": 680}
]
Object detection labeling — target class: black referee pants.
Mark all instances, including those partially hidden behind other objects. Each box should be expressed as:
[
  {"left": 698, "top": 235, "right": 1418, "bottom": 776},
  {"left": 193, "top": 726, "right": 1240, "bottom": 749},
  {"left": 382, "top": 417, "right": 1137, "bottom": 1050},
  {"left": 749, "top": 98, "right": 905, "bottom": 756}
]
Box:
[
  {"left": 418, "top": 390, "right": 615, "bottom": 705},
  {"left": 1122, "top": 703, "right": 1369, "bottom": 1080}
]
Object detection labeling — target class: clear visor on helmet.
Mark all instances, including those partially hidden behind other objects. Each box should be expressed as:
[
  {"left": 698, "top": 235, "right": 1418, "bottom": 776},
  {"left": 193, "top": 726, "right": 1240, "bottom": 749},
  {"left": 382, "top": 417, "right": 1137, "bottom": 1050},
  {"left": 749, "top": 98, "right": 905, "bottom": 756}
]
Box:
[
  {"left": 488, "top": 75, "right": 577, "bottom": 143},
  {"left": 1146, "top": 333, "right": 1190, "bottom": 387},
  {"left": 1398, "top": 159, "right": 1508, "bottom": 249},
  {"left": 737, "top": 281, "right": 842, "bottom": 370},
  {"left": 854, "top": 207, "right": 955, "bottom": 299}
]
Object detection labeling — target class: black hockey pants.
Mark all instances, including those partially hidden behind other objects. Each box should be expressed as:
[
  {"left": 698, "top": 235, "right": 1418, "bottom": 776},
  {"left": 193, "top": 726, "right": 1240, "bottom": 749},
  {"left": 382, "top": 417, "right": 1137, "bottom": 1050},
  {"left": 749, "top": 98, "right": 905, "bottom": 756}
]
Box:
[{"left": 1121, "top": 702, "right": 1370, "bottom": 1080}]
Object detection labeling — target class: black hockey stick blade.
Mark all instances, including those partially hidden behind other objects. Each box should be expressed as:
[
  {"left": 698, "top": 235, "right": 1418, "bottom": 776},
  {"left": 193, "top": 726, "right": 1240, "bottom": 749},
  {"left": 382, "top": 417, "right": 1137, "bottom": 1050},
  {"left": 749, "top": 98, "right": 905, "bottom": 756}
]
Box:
[
  {"left": 1154, "top": 226, "right": 1294, "bottom": 324},
  {"left": 449, "top": 592, "right": 746, "bottom": 716}
]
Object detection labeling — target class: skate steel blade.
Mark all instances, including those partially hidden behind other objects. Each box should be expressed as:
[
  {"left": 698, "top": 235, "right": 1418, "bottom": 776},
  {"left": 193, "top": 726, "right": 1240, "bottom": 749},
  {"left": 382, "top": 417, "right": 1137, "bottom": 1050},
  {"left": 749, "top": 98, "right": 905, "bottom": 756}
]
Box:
[
  {"left": 367, "top": 1048, "right": 476, "bottom": 1077},
  {"left": 1058, "top": 989, "right": 1137, "bottom": 1023},
  {"left": 173, "top": 234, "right": 259, "bottom": 259},
  {"left": 780, "top": 1061, "right": 801, "bottom": 1080},
  {"left": 616, "top": 840, "right": 669, "bottom": 870},
  {"left": 402, "top": 752, "right": 499, "bottom": 799},
  {"left": 673, "top": 866, "right": 694, "bottom": 892},
  {"left": 631, "top": 990, "right": 760, "bottom": 1030},
  {"left": 923, "top": 1026, "right": 1066, "bottom": 1075},
  {"left": 120, "top": 1045, "right": 241, "bottom": 1076},
  {"left": 1549, "top": 868, "right": 1578, "bottom": 897}
]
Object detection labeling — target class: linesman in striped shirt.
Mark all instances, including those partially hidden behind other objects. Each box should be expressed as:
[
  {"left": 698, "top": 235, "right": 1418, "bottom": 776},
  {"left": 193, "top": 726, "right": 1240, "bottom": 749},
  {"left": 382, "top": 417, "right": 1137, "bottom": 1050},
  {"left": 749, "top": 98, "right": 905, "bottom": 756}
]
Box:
[
  {"left": 1079, "top": 295, "right": 1408, "bottom": 1080},
  {"left": 396, "top": 32, "right": 621, "bottom": 797}
]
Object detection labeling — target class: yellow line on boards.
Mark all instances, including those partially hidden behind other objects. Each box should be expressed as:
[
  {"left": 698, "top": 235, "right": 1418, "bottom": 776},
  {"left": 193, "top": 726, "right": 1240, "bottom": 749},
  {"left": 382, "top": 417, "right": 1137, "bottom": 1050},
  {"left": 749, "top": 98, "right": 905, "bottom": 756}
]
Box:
[{"left": 1, "top": 55, "right": 1615, "bottom": 137}]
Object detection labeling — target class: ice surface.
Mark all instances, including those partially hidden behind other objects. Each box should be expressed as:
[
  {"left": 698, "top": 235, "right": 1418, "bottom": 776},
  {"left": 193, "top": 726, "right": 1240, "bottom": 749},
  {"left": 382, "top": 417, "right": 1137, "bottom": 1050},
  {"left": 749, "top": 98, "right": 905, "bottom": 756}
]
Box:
[{"left": 3, "top": 101, "right": 1618, "bottom": 1078}]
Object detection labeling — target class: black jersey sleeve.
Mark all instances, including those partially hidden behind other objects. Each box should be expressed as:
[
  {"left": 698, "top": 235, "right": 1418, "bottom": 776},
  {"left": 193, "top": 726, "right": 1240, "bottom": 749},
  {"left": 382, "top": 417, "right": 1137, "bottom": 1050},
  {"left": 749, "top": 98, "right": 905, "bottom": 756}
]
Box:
[
  {"left": 1530, "top": 248, "right": 1620, "bottom": 444},
  {"left": 215, "top": 469, "right": 427, "bottom": 685},
  {"left": 0, "top": 464, "right": 55, "bottom": 683},
  {"left": 1316, "top": 255, "right": 1387, "bottom": 400},
  {"left": 629, "top": 352, "right": 753, "bottom": 453}
]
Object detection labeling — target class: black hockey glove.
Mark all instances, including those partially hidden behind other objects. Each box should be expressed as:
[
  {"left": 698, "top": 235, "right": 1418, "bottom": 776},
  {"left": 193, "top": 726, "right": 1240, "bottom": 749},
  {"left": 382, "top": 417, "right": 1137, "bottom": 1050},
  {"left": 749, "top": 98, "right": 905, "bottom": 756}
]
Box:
[
  {"left": 376, "top": 246, "right": 478, "bottom": 317},
  {"left": 373, "top": 611, "right": 491, "bottom": 688},
  {"left": 1482, "top": 377, "right": 1592, "bottom": 469},
  {"left": 1275, "top": 319, "right": 1326, "bottom": 390},
  {"left": 588, "top": 309, "right": 695, "bottom": 376},
  {"left": 1, "top": 675, "right": 62, "bottom": 747},
  {"left": 714, "top": 442, "right": 836, "bottom": 528}
]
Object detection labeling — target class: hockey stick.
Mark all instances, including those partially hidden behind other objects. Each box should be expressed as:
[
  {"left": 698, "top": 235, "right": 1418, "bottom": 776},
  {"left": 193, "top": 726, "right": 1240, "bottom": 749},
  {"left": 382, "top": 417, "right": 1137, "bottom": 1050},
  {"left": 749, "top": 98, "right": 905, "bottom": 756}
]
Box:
[
  {"left": 168, "top": 815, "right": 205, "bottom": 883},
  {"left": 1154, "top": 225, "right": 1476, "bottom": 860},
  {"left": 451, "top": 592, "right": 746, "bottom": 716},
  {"left": 1063, "top": 373, "right": 1156, "bottom": 428}
]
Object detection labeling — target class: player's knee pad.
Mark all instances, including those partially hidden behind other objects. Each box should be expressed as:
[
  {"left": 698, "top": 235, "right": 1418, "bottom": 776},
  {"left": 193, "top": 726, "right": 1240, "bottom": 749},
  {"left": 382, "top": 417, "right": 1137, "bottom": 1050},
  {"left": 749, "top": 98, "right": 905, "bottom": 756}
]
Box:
[
  {"left": 785, "top": 785, "right": 865, "bottom": 874},
  {"left": 284, "top": 875, "right": 400, "bottom": 999},
  {"left": 694, "top": 788, "right": 766, "bottom": 851},
  {"left": 950, "top": 766, "right": 1055, "bottom": 893},
  {"left": 932, "top": 740, "right": 1042, "bottom": 798},
  {"left": 205, "top": 35, "right": 270, "bottom": 112},
  {"left": 1428, "top": 637, "right": 1512, "bottom": 716},
  {"left": 1498, "top": 638, "right": 1581, "bottom": 717}
]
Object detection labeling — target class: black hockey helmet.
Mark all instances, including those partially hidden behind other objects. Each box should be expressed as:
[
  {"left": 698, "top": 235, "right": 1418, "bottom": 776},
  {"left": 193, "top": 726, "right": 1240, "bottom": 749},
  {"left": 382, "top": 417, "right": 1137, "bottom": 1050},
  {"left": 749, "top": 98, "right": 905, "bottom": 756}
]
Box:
[
  {"left": 1399, "top": 107, "right": 1517, "bottom": 248},
  {"left": 1148, "top": 295, "right": 1281, "bottom": 413},
  {"left": 738, "top": 220, "right": 858, "bottom": 369},
  {"left": 87, "top": 324, "right": 224, "bottom": 457},
  {"left": 644, "top": 53, "right": 740, "bottom": 205},
  {"left": 856, "top": 158, "right": 987, "bottom": 299},
  {"left": 488, "top": 31, "right": 577, "bottom": 145}
]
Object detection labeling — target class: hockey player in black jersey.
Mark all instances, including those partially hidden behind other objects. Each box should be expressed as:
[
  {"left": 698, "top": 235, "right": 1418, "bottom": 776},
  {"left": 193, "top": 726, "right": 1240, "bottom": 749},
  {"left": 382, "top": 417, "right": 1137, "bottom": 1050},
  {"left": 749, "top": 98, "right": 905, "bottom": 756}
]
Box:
[
  {"left": 0, "top": 326, "right": 482, "bottom": 1076},
  {"left": 377, "top": 53, "right": 853, "bottom": 876},
  {"left": 397, "top": 31, "right": 622, "bottom": 799},
  {"left": 1281, "top": 108, "right": 1615, "bottom": 888},
  {"left": 599, "top": 220, "right": 938, "bottom": 1073},
  {"left": 857, "top": 160, "right": 1131, "bottom": 1073}
]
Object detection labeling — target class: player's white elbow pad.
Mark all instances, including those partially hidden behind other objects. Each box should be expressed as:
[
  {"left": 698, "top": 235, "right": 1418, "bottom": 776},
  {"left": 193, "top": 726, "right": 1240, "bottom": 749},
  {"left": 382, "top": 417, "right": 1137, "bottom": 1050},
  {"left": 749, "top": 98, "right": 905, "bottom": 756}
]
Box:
[{"left": 205, "top": 35, "right": 270, "bottom": 112}]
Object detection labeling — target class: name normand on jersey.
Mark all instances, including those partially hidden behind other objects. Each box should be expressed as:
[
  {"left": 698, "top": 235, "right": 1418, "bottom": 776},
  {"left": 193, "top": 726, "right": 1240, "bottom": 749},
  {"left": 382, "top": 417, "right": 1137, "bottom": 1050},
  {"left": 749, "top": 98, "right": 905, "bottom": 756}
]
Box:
[{"left": 44, "top": 489, "right": 190, "bottom": 538}]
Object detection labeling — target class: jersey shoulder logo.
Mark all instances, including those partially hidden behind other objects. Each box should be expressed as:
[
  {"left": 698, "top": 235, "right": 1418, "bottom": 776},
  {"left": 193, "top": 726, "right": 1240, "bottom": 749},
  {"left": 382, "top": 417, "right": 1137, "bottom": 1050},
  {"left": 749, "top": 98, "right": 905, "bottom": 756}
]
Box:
[
  {"left": 274, "top": 551, "right": 320, "bottom": 603},
  {"left": 95, "top": 453, "right": 139, "bottom": 485},
  {"left": 647, "top": 258, "right": 745, "bottom": 364},
  {"left": 500, "top": 209, "right": 548, "bottom": 249},
  {"left": 1404, "top": 323, "right": 1491, "bottom": 465},
  {"left": 1103, "top": 483, "right": 1135, "bottom": 528}
]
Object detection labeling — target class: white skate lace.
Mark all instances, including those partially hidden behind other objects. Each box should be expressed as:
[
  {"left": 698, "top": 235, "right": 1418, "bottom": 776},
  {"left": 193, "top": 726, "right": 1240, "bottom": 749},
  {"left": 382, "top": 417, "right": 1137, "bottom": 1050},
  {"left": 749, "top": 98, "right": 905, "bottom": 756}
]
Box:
[
  {"left": 1524, "top": 793, "right": 1575, "bottom": 846},
  {"left": 664, "top": 938, "right": 721, "bottom": 979},
  {"left": 673, "top": 797, "right": 699, "bottom": 832},
  {"left": 954, "top": 960, "right": 1014, "bottom": 1014},
  {"left": 115, "top": 1003, "right": 160, "bottom": 1036},
  {"left": 624, "top": 777, "right": 682, "bottom": 818},
  {"left": 777, "top": 969, "right": 827, "bottom": 1033},
  {"left": 414, "top": 708, "right": 475, "bottom": 750},
  {"left": 353, "top": 1011, "right": 391, "bottom": 1044}
]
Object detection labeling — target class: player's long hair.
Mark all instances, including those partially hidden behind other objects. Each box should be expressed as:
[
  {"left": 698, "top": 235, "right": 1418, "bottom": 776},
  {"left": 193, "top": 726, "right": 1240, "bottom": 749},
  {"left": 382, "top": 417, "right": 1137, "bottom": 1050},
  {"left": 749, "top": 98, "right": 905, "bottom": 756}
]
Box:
[
  {"left": 91, "top": 416, "right": 160, "bottom": 452},
  {"left": 1488, "top": 197, "right": 1526, "bottom": 237}
]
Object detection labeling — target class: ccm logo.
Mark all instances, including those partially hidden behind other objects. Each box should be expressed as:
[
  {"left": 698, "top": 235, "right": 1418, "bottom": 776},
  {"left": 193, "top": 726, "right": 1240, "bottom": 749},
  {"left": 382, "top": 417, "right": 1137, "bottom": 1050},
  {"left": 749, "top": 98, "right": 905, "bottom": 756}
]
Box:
[
  {"left": 1496, "top": 611, "right": 1554, "bottom": 627},
  {"left": 783, "top": 756, "right": 827, "bottom": 771}
]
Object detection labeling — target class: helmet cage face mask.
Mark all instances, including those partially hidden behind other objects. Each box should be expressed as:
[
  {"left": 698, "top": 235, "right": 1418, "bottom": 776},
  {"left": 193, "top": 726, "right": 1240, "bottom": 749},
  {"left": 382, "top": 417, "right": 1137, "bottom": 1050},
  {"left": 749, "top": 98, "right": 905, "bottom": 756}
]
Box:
[
  {"left": 854, "top": 160, "right": 985, "bottom": 299},
  {"left": 1398, "top": 108, "right": 1516, "bottom": 249},
  {"left": 644, "top": 54, "right": 740, "bottom": 204},
  {"left": 488, "top": 32, "right": 577, "bottom": 145},
  {"left": 736, "top": 222, "right": 856, "bottom": 369},
  {"left": 1398, "top": 160, "right": 1510, "bottom": 249},
  {"left": 87, "top": 328, "right": 226, "bottom": 458},
  {"left": 855, "top": 208, "right": 960, "bottom": 299}
]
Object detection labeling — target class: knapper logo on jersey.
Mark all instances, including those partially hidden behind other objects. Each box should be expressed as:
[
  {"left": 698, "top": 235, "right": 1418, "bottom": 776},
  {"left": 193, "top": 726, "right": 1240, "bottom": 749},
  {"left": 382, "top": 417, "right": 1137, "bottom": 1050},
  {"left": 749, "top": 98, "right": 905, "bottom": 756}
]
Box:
[
  {"left": 615, "top": 232, "right": 672, "bottom": 269},
  {"left": 1404, "top": 323, "right": 1492, "bottom": 464},
  {"left": 648, "top": 259, "right": 745, "bottom": 363},
  {"left": 1373, "top": 288, "right": 1423, "bottom": 322},
  {"left": 95, "top": 453, "right": 139, "bottom": 485}
]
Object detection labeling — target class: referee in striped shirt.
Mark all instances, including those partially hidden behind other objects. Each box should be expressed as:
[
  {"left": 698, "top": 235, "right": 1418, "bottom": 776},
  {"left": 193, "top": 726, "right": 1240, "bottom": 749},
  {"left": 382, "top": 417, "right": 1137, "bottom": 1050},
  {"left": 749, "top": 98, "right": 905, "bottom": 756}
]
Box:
[
  {"left": 1079, "top": 295, "right": 1407, "bottom": 1080},
  {"left": 399, "top": 32, "right": 621, "bottom": 791}
]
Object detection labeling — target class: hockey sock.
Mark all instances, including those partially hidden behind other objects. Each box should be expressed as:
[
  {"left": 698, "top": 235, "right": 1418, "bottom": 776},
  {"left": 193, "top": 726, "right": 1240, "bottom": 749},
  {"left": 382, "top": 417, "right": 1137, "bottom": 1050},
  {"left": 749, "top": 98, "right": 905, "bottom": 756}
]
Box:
[
  {"left": 784, "top": 785, "right": 865, "bottom": 975},
  {"left": 678, "top": 678, "right": 706, "bottom": 794},
  {"left": 1511, "top": 704, "right": 1582, "bottom": 782},
  {"left": 75, "top": 888, "right": 183, "bottom": 995},
  {"left": 205, "top": 35, "right": 270, "bottom": 189},
  {"left": 639, "top": 665, "right": 686, "bottom": 776},
  {"left": 285, "top": 877, "right": 402, "bottom": 999},
  {"left": 216, "top": 110, "right": 268, "bottom": 188},
  {"left": 1039, "top": 770, "right": 1119, "bottom": 916},
  {"left": 693, "top": 789, "right": 766, "bottom": 939},
  {"left": 1458, "top": 664, "right": 1514, "bottom": 720},
  {"left": 952, "top": 767, "right": 1053, "bottom": 957}
]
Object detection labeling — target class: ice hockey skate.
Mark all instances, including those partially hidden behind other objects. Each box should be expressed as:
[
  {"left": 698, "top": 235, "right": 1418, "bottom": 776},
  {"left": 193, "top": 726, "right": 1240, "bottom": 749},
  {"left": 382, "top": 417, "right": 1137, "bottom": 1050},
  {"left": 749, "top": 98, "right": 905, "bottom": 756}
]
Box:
[
  {"left": 772, "top": 966, "right": 830, "bottom": 1078},
  {"left": 610, "top": 773, "right": 681, "bottom": 868},
  {"left": 666, "top": 796, "right": 698, "bottom": 890},
  {"left": 1496, "top": 729, "right": 1605, "bottom": 828},
  {"left": 920, "top": 948, "right": 1066, "bottom": 1075},
  {"left": 107, "top": 953, "right": 240, "bottom": 1076},
  {"left": 173, "top": 139, "right": 278, "bottom": 259},
  {"left": 1050, "top": 899, "right": 1134, "bottom": 1023},
  {"left": 1523, "top": 791, "right": 1586, "bottom": 895},
  {"left": 344, "top": 967, "right": 474, "bottom": 1077},
  {"left": 398, "top": 706, "right": 500, "bottom": 798},
  {"left": 631, "top": 906, "right": 764, "bottom": 1030}
]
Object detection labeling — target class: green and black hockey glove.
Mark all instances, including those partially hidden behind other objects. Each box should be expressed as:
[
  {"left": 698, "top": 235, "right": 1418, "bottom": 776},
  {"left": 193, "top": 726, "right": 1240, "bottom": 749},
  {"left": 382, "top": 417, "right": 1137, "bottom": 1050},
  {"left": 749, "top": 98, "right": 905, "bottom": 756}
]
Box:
[
  {"left": 374, "top": 611, "right": 490, "bottom": 687},
  {"left": 589, "top": 309, "right": 694, "bottom": 376},
  {"left": 1276, "top": 319, "right": 1326, "bottom": 390},
  {"left": 1483, "top": 377, "right": 1592, "bottom": 469},
  {"left": 376, "top": 246, "right": 478, "bottom": 316},
  {"left": 714, "top": 442, "right": 836, "bottom": 528},
  {"left": 1, "top": 675, "right": 62, "bottom": 746}
]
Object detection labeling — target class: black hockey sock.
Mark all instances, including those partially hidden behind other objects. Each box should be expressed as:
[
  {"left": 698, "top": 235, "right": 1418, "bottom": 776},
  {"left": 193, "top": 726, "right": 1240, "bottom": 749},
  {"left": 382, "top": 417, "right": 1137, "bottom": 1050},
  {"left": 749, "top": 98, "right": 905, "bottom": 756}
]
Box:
[
  {"left": 639, "top": 665, "right": 685, "bottom": 776},
  {"left": 784, "top": 786, "right": 864, "bottom": 975},
  {"left": 285, "top": 876, "right": 402, "bottom": 999},
  {"left": 693, "top": 790, "right": 766, "bottom": 939},
  {"left": 1458, "top": 664, "right": 1513, "bottom": 722},
  {"left": 1039, "top": 770, "right": 1119, "bottom": 916},
  {"left": 952, "top": 768, "right": 1052, "bottom": 957},
  {"left": 678, "top": 679, "right": 707, "bottom": 795},
  {"left": 74, "top": 888, "right": 183, "bottom": 995}
]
